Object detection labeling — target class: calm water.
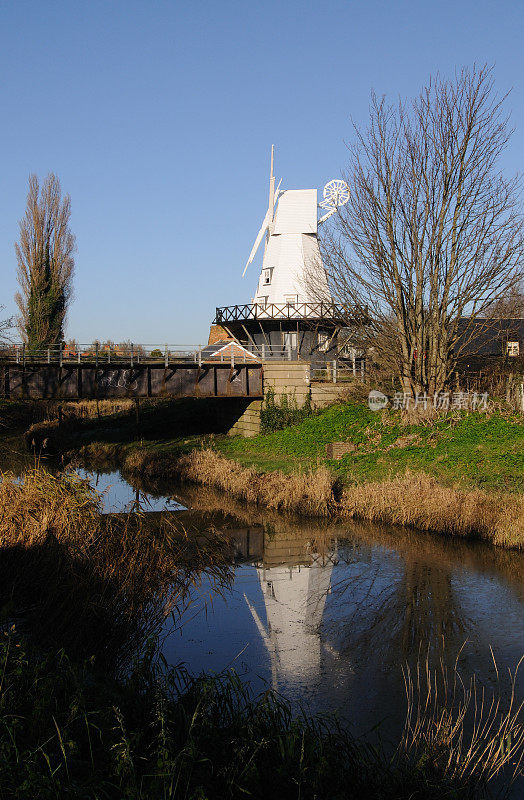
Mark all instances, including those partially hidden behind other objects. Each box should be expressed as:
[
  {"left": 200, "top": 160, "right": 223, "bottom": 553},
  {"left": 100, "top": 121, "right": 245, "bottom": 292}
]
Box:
[
  {"left": 76, "top": 467, "right": 524, "bottom": 747},
  {"left": 6, "top": 456, "right": 524, "bottom": 790}
]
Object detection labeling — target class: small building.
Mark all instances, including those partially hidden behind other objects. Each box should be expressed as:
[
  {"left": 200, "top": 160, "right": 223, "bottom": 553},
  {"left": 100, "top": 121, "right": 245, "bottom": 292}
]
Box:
[
  {"left": 456, "top": 318, "right": 524, "bottom": 370},
  {"left": 200, "top": 339, "right": 260, "bottom": 363}
]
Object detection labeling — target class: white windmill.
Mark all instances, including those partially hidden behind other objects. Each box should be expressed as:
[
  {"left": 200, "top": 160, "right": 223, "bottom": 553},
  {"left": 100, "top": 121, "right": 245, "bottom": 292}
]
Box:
[
  {"left": 244, "top": 546, "right": 338, "bottom": 690},
  {"left": 242, "top": 146, "right": 350, "bottom": 313}
]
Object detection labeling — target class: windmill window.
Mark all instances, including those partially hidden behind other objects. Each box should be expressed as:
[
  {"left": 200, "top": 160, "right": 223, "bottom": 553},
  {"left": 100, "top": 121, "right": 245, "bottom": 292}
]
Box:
[
  {"left": 258, "top": 295, "right": 269, "bottom": 309},
  {"left": 507, "top": 341, "right": 520, "bottom": 357},
  {"left": 284, "top": 294, "right": 297, "bottom": 308},
  {"left": 262, "top": 268, "right": 273, "bottom": 285}
]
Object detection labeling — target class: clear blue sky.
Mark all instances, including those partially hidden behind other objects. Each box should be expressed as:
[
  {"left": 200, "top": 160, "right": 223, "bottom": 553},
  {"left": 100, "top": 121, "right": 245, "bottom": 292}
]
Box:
[{"left": 1, "top": 0, "right": 522, "bottom": 344}]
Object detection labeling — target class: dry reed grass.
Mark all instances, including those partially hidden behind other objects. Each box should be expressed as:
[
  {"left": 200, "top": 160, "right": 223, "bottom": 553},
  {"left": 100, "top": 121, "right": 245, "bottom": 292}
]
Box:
[
  {"left": 0, "top": 468, "right": 232, "bottom": 670},
  {"left": 123, "top": 448, "right": 524, "bottom": 548},
  {"left": 124, "top": 447, "right": 335, "bottom": 517},
  {"left": 60, "top": 399, "right": 134, "bottom": 419},
  {"left": 402, "top": 648, "right": 524, "bottom": 790},
  {"left": 340, "top": 472, "right": 524, "bottom": 548},
  {"left": 0, "top": 468, "right": 99, "bottom": 547}
]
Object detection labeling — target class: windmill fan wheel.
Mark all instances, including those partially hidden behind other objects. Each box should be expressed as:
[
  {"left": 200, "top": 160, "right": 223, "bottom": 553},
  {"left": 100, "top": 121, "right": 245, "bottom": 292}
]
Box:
[{"left": 323, "top": 179, "right": 350, "bottom": 206}]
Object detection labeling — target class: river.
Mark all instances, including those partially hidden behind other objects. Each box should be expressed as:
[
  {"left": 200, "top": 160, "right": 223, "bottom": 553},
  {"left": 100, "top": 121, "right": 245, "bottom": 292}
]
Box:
[
  {"left": 4, "top": 447, "right": 524, "bottom": 791},
  {"left": 78, "top": 468, "right": 524, "bottom": 749}
]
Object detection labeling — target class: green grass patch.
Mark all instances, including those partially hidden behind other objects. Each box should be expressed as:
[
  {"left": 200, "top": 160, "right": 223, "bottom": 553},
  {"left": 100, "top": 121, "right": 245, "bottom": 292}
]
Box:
[{"left": 215, "top": 404, "right": 524, "bottom": 492}]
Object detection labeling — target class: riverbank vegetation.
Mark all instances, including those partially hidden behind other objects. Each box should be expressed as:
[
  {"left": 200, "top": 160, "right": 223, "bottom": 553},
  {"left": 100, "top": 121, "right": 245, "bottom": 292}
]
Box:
[
  {"left": 23, "top": 395, "right": 522, "bottom": 547},
  {"left": 7, "top": 626, "right": 520, "bottom": 800},
  {"left": 0, "top": 468, "right": 232, "bottom": 669},
  {"left": 219, "top": 401, "right": 524, "bottom": 493},
  {"left": 1, "top": 467, "right": 522, "bottom": 798},
  {"left": 117, "top": 447, "right": 523, "bottom": 548},
  {"left": 24, "top": 396, "right": 521, "bottom": 495}
]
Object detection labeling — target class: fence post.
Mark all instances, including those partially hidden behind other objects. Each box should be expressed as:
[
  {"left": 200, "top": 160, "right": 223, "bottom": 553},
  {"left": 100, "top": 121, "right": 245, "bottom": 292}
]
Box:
[
  {"left": 261, "top": 343, "right": 266, "bottom": 360},
  {"left": 130, "top": 343, "right": 134, "bottom": 368},
  {"left": 108, "top": 345, "right": 111, "bottom": 364},
  {"left": 287, "top": 342, "right": 292, "bottom": 360},
  {"left": 47, "top": 348, "right": 51, "bottom": 364},
  {"left": 198, "top": 347, "right": 202, "bottom": 367},
  {"left": 95, "top": 342, "right": 99, "bottom": 367},
  {"left": 351, "top": 349, "right": 356, "bottom": 377},
  {"left": 78, "top": 347, "right": 81, "bottom": 364},
  {"left": 164, "top": 344, "right": 168, "bottom": 368},
  {"left": 333, "top": 360, "right": 337, "bottom": 384}
]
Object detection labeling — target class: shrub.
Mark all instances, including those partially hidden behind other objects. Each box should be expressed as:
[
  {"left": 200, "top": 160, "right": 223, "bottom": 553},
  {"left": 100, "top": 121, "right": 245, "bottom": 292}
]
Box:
[{"left": 260, "top": 387, "right": 313, "bottom": 433}]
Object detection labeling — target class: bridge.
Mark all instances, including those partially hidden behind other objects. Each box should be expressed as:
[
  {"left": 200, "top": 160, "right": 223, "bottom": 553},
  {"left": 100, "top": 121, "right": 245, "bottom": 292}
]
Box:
[{"left": 0, "top": 343, "right": 263, "bottom": 400}]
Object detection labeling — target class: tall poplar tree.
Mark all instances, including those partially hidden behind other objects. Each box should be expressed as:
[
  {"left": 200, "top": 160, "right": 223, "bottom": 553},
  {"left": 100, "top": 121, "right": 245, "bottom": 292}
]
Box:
[{"left": 15, "top": 173, "right": 75, "bottom": 350}]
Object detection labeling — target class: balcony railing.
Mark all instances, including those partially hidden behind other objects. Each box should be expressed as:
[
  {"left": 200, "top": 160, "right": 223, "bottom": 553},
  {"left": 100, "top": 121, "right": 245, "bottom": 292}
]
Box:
[{"left": 214, "top": 302, "right": 359, "bottom": 323}]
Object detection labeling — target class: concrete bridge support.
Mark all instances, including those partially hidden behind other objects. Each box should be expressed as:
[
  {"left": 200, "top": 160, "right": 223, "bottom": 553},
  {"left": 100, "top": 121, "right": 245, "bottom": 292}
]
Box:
[{"left": 226, "top": 361, "right": 350, "bottom": 438}]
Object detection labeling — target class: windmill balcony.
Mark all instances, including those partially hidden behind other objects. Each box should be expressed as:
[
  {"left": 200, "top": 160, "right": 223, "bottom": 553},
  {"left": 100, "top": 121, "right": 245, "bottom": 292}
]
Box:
[{"left": 214, "top": 302, "right": 359, "bottom": 324}]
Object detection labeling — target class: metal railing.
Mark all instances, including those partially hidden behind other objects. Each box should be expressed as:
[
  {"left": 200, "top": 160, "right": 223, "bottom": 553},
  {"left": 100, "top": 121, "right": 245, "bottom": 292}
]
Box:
[
  {"left": 310, "top": 358, "right": 366, "bottom": 383},
  {"left": 0, "top": 342, "right": 263, "bottom": 368},
  {"left": 0, "top": 342, "right": 365, "bottom": 377},
  {"left": 214, "top": 302, "right": 360, "bottom": 323}
]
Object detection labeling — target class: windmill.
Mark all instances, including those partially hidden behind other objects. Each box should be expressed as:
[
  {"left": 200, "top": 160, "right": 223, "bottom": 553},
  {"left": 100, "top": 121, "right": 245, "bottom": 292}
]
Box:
[
  {"left": 212, "top": 147, "right": 353, "bottom": 361},
  {"left": 244, "top": 535, "right": 339, "bottom": 691},
  {"left": 242, "top": 146, "right": 350, "bottom": 311}
]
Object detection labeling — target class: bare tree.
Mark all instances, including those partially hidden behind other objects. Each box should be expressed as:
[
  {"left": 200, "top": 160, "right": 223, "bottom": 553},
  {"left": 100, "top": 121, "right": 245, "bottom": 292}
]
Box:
[
  {"left": 322, "top": 66, "right": 524, "bottom": 394},
  {"left": 0, "top": 305, "right": 15, "bottom": 345},
  {"left": 15, "top": 173, "right": 75, "bottom": 350},
  {"left": 485, "top": 280, "right": 524, "bottom": 318}
]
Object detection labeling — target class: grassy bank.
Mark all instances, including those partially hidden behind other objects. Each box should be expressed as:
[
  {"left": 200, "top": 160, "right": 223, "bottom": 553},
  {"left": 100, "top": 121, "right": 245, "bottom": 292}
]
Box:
[
  {"left": 219, "top": 402, "right": 524, "bottom": 493},
  {"left": 117, "top": 447, "right": 523, "bottom": 548},
  {"left": 1, "top": 468, "right": 522, "bottom": 799},
  {"left": 28, "top": 396, "right": 522, "bottom": 548}
]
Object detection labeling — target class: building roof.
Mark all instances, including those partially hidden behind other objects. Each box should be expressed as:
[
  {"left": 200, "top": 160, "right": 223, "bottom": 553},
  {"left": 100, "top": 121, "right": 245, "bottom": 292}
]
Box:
[{"left": 200, "top": 340, "right": 259, "bottom": 361}]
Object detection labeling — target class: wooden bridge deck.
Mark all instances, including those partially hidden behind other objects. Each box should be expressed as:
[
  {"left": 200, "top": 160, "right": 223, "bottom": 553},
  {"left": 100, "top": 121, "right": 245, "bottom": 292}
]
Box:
[{"left": 0, "top": 361, "right": 263, "bottom": 400}]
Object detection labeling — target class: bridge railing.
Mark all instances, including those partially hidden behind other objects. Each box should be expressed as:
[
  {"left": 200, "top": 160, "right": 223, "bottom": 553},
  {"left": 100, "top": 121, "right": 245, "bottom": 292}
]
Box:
[{"left": 0, "top": 343, "right": 260, "bottom": 367}]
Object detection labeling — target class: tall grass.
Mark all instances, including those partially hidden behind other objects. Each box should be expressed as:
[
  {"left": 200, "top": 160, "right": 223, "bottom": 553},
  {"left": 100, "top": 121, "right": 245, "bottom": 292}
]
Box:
[
  {"left": 340, "top": 471, "right": 524, "bottom": 548},
  {"left": 124, "top": 447, "right": 335, "bottom": 517},
  {"left": 402, "top": 648, "right": 524, "bottom": 790},
  {"left": 1, "top": 629, "right": 510, "bottom": 800},
  {"left": 0, "top": 468, "right": 233, "bottom": 670}
]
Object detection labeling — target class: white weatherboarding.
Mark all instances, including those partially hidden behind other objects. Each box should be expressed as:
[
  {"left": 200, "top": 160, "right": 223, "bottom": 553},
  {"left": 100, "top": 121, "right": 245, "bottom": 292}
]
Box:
[
  {"left": 242, "top": 146, "right": 350, "bottom": 311},
  {"left": 244, "top": 547, "right": 338, "bottom": 689}
]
